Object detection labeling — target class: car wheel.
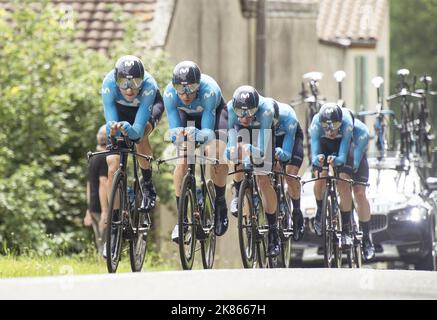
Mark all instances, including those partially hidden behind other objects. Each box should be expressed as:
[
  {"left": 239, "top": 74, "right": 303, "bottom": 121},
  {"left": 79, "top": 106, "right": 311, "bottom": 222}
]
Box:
[{"left": 414, "top": 218, "right": 436, "bottom": 271}]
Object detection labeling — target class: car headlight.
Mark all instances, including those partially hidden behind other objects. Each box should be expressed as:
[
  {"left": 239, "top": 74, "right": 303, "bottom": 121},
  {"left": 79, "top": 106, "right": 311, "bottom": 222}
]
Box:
[{"left": 391, "top": 207, "right": 428, "bottom": 222}]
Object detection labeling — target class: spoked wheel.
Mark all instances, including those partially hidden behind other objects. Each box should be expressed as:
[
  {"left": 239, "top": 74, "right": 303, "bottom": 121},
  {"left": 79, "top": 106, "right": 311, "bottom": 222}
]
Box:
[
  {"left": 322, "top": 190, "right": 341, "bottom": 268},
  {"left": 200, "top": 179, "right": 216, "bottom": 269},
  {"left": 354, "top": 240, "right": 363, "bottom": 268},
  {"left": 129, "top": 179, "right": 148, "bottom": 272},
  {"left": 278, "top": 198, "right": 293, "bottom": 268},
  {"left": 178, "top": 174, "right": 196, "bottom": 270},
  {"left": 256, "top": 236, "right": 268, "bottom": 268},
  {"left": 256, "top": 195, "right": 269, "bottom": 269},
  {"left": 106, "top": 170, "right": 126, "bottom": 273},
  {"left": 238, "top": 179, "right": 256, "bottom": 268},
  {"left": 346, "top": 246, "right": 356, "bottom": 268}
]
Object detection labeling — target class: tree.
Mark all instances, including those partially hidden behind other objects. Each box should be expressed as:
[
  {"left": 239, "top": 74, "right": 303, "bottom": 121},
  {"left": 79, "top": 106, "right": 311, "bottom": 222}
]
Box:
[
  {"left": 390, "top": 0, "right": 437, "bottom": 130},
  {"left": 0, "top": 1, "right": 174, "bottom": 254}
]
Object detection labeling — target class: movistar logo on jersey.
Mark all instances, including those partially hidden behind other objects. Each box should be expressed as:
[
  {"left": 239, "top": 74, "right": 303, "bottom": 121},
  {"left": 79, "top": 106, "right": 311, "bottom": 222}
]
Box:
[
  {"left": 240, "top": 93, "right": 250, "bottom": 99},
  {"left": 180, "top": 68, "right": 189, "bottom": 74},
  {"left": 102, "top": 88, "right": 110, "bottom": 94},
  {"left": 204, "top": 91, "right": 215, "bottom": 99},
  {"left": 358, "top": 134, "right": 367, "bottom": 141},
  {"left": 124, "top": 61, "right": 134, "bottom": 67},
  {"left": 289, "top": 122, "right": 297, "bottom": 130},
  {"left": 164, "top": 92, "right": 173, "bottom": 98},
  {"left": 143, "top": 89, "right": 154, "bottom": 97}
]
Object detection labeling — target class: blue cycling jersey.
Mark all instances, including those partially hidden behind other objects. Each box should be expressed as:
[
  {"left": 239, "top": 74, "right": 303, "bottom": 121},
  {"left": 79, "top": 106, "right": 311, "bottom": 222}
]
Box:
[
  {"left": 102, "top": 70, "right": 158, "bottom": 141},
  {"left": 273, "top": 100, "right": 299, "bottom": 162},
  {"left": 310, "top": 108, "right": 354, "bottom": 167},
  {"left": 353, "top": 119, "right": 369, "bottom": 171},
  {"left": 226, "top": 95, "right": 275, "bottom": 160},
  {"left": 163, "top": 74, "right": 222, "bottom": 144}
]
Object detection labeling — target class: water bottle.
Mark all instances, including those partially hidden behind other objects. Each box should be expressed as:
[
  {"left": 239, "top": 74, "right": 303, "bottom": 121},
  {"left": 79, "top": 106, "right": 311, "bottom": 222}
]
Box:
[
  {"left": 252, "top": 193, "right": 260, "bottom": 215},
  {"left": 279, "top": 200, "right": 286, "bottom": 217},
  {"left": 196, "top": 188, "right": 204, "bottom": 210},
  {"left": 127, "top": 187, "right": 135, "bottom": 210}
]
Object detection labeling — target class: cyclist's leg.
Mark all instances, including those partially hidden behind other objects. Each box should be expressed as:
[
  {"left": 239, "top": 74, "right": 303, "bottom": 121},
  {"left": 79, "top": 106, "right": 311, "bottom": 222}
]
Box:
[
  {"left": 256, "top": 163, "right": 279, "bottom": 256},
  {"left": 135, "top": 121, "right": 158, "bottom": 211},
  {"left": 313, "top": 138, "right": 330, "bottom": 235},
  {"left": 337, "top": 147, "right": 354, "bottom": 246},
  {"left": 137, "top": 91, "right": 164, "bottom": 177},
  {"left": 287, "top": 133, "right": 304, "bottom": 239},
  {"left": 210, "top": 100, "right": 229, "bottom": 186},
  {"left": 106, "top": 154, "right": 120, "bottom": 205},
  {"left": 286, "top": 125, "right": 304, "bottom": 205},
  {"left": 352, "top": 155, "right": 374, "bottom": 260},
  {"left": 230, "top": 124, "right": 250, "bottom": 216},
  {"left": 207, "top": 99, "right": 229, "bottom": 235},
  {"left": 352, "top": 156, "right": 370, "bottom": 222}
]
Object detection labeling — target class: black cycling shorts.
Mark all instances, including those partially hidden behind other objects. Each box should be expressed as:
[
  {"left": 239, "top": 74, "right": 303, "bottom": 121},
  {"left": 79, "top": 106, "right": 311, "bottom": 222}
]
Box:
[
  {"left": 275, "top": 123, "right": 304, "bottom": 167},
  {"left": 353, "top": 155, "right": 369, "bottom": 184},
  {"left": 178, "top": 96, "right": 228, "bottom": 141},
  {"left": 319, "top": 137, "right": 354, "bottom": 177}
]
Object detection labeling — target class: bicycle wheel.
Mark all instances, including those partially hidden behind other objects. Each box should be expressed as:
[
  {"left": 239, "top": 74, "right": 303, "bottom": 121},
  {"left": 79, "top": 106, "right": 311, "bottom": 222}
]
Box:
[
  {"left": 238, "top": 179, "right": 256, "bottom": 268},
  {"left": 257, "top": 235, "right": 268, "bottom": 268},
  {"left": 321, "top": 189, "right": 340, "bottom": 268},
  {"left": 129, "top": 179, "right": 148, "bottom": 272},
  {"left": 178, "top": 174, "right": 196, "bottom": 270},
  {"left": 200, "top": 179, "right": 216, "bottom": 269},
  {"left": 106, "top": 170, "right": 126, "bottom": 273},
  {"left": 278, "top": 196, "right": 293, "bottom": 268},
  {"left": 354, "top": 240, "right": 363, "bottom": 268},
  {"left": 256, "top": 193, "right": 269, "bottom": 268}
]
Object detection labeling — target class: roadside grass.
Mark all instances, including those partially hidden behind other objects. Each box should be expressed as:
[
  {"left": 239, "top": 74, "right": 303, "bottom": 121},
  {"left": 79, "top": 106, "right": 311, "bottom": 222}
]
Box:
[{"left": 0, "top": 249, "right": 179, "bottom": 278}]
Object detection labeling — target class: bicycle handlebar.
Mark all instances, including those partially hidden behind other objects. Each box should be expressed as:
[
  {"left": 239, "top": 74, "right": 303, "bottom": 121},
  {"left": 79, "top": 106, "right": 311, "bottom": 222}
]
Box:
[
  {"left": 87, "top": 148, "right": 153, "bottom": 162},
  {"left": 272, "top": 171, "right": 301, "bottom": 181},
  {"left": 301, "top": 166, "right": 369, "bottom": 187},
  {"left": 386, "top": 91, "right": 422, "bottom": 101},
  {"left": 157, "top": 154, "right": 219, "bottom": 166}
]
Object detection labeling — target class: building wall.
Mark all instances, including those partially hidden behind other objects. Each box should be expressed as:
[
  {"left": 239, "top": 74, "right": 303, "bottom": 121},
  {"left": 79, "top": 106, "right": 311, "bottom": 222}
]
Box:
[{"left": 165, "top": 0, "right": 254, "bottom": 101}]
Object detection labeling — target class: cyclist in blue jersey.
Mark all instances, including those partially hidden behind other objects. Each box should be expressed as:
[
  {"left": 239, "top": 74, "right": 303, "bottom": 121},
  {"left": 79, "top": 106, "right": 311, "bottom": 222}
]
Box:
[
  {"left": 351, "top": 118, "right": 375, "bottom": 261},
  {"left": 271, "top": 100, "right": 305, "bottom": 241},
  {"left": 226, "top": 85, "right": 280, "bottom": 257},
  {"left": 163, "top": 61, "right": 229, "bottom": 240},
  {"left": 102, "top": 55, "right": 164, "bottom": 214},
  {"left": 310, "top": 103, "right": 355, "bottom": 246}
]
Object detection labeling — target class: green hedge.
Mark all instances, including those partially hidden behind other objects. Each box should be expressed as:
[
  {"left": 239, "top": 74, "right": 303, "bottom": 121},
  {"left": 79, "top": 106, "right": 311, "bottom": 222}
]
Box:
[{"left": 0, "top": 1, "right": 174, "bottom": 255}]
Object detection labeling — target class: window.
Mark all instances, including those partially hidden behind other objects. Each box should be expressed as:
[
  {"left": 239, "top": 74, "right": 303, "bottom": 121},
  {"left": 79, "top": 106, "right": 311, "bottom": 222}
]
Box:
[{"left": 355, "top": 56, "right": 368, "bottom": 111}]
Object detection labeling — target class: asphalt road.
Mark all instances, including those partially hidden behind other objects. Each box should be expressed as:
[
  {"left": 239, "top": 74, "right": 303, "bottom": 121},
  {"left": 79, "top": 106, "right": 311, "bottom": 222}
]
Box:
[{"left": 0, "top": 268, "right": 436, "bottom": 300}]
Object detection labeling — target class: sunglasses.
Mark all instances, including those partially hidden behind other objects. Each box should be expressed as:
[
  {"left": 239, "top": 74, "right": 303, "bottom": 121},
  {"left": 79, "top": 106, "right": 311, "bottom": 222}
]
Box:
[
  {"left": 321, "top": 121, "right": 341, "bottom": 132},
  {"left": 116, "top": 77, "right": 143, "bottom": 90},
  {"left": 174, "top": 83, "right": 200, "bottom": 95},
  {"left": 234, "top": 107, "right": 258, "bottom": 118}
]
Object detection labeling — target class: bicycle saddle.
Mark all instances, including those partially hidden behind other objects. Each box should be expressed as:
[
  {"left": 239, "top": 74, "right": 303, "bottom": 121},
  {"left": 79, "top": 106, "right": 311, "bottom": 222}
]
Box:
[
  {"left": 397, "top": 69, "right": 410, "bottom": 77},
  {"left": 420, "top": 76, "right": 432, "bottom": 84},
  {"left": 303, "top": 72, "right": 323, "bottom": 82},
  {"left": 334, "top": 70, "right": 346, "bottom": 82},
  {"left": 372, "top": 76, "right": 384, "bottom": 89}
]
